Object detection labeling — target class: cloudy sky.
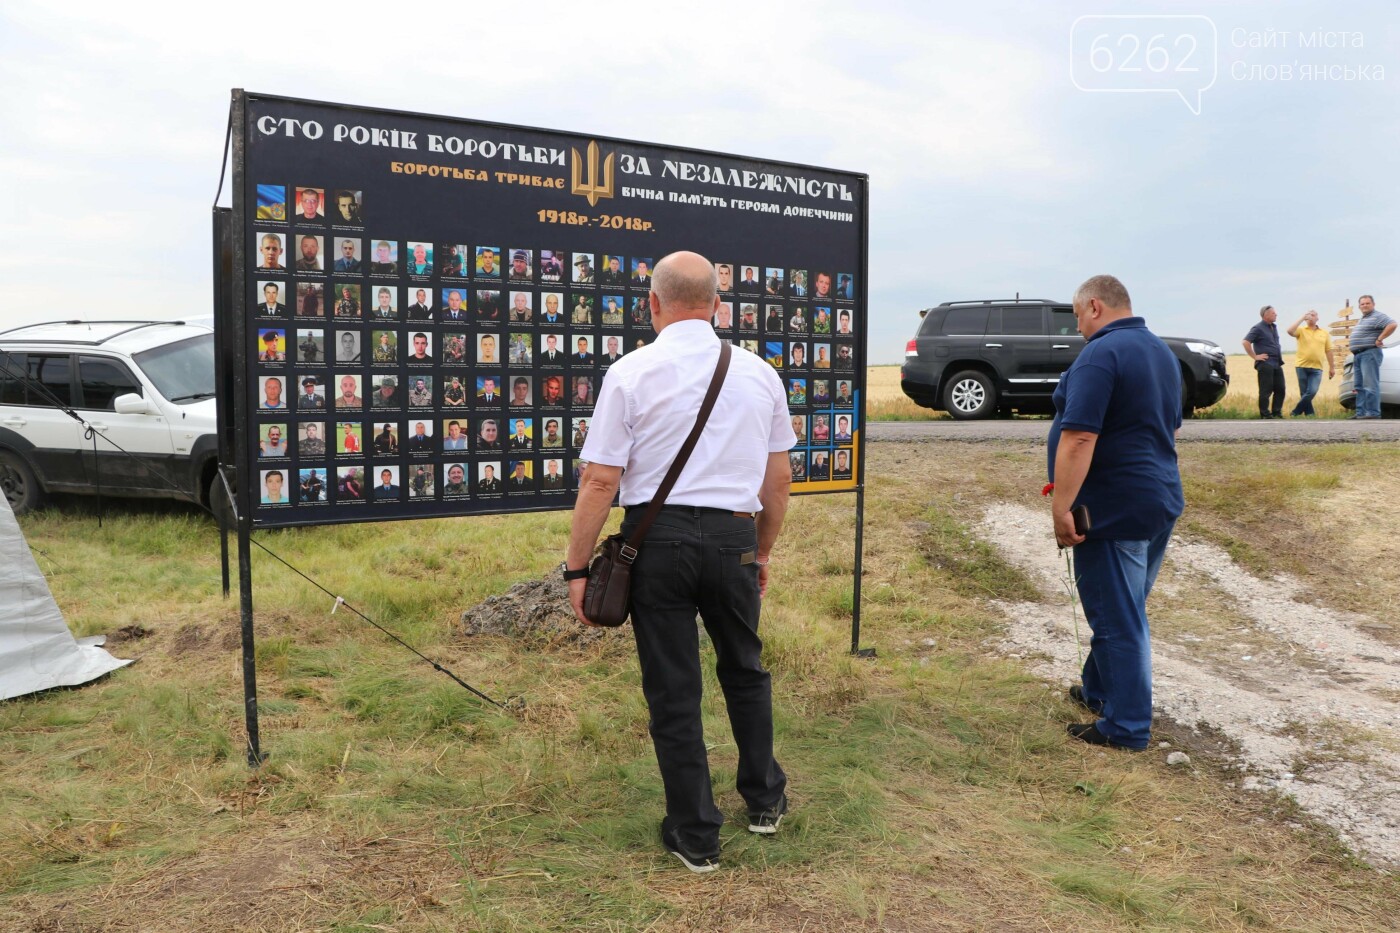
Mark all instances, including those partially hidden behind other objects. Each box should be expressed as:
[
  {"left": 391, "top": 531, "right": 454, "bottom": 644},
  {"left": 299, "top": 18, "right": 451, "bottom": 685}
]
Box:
[{"left": 1, "top": 0, "right": 1394, "bottom": 363}]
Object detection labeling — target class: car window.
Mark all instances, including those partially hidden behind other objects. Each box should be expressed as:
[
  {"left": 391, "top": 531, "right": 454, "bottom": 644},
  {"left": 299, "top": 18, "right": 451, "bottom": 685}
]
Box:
[
  {"left": 78, "top": 356, "right": 143, "bottom": 411},
  {"left": 0, "top": 352, "right": 24, "bottom": 405},
  {"left": 132, "top": 333, "right": 215, "bottom": 404},
  {"left": 941, "top": 308, "right": 989, "bottom": 335},
  {"left": 1051, "top": 308, "right": 1078, "bottom": 336},
  {"left": 1000, "top": 307, "right": 1045, "bottom": 335},
  {"left": 26, "top": 353, "right": 73, "bottom": 408}
]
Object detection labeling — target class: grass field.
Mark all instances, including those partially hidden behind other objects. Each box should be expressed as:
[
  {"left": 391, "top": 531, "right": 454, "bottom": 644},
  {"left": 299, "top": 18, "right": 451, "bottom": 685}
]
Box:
[{"left": 3, "top": 442, "right": 1399, "bottom": 931}]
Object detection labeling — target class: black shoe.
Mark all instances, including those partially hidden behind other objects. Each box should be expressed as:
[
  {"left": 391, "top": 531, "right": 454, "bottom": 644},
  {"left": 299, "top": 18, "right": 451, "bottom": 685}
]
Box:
[
  {"left": 1066, "top": 722, "right": 1144, "bottom": 752},
  {"left": 661, "top": 820, "right": 719, "bottom": 873},
  {"left": 748, "top": 794, "right": 789, "bottom": 835},
  {"left": 1067, "top": 684, "right": 1102, "bottom": 713}
]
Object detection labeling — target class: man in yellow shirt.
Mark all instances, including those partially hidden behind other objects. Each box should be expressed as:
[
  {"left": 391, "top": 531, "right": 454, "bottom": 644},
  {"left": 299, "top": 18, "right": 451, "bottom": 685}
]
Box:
[{"left": 1286, "top": 310, "right": 1334, "bottom": 417}]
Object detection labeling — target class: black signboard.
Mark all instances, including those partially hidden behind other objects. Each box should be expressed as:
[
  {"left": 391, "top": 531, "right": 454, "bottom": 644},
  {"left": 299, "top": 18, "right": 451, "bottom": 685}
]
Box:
[{"left": 229, "top": 92, "right": 867, "bottom": 527}]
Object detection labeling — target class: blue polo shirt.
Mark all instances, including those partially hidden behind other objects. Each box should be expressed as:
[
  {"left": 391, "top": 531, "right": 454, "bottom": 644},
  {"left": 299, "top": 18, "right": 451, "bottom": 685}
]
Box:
[{"left": 1047, "top": 317, "right": 1184, "bottom": 540}]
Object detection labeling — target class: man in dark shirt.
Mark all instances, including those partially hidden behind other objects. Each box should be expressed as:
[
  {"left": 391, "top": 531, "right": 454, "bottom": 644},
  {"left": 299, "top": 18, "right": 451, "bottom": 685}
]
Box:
[
  {"left": 1049, "top": 275, "right": 1183, "bottom": 752},
  {"left": 1242, "top": 305, "right": 1286, "bottom": 418}
]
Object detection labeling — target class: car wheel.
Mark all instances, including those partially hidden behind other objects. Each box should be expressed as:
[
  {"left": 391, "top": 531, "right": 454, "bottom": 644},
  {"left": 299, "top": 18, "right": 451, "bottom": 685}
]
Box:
[
  {"left": 207, "top": 467, "right": 235, "bottom": 528},
  {"left": 943, "top": 370, "right": 997, "bottom": 420},
  {"left": 0, "top": 450, "right": 45, "bottom": 515}
]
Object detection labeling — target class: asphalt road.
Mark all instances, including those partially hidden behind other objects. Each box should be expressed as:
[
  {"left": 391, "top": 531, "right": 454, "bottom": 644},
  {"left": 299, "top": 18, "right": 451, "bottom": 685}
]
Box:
[{"left": 869, "top": 418, "right": 1400, "bottom": 443}]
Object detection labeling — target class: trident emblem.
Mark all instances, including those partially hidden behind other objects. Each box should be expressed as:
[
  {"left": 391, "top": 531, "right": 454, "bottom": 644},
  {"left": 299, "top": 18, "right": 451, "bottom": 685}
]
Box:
[{"left": 570, "top": 141, "right": 616, "bottom": 206}]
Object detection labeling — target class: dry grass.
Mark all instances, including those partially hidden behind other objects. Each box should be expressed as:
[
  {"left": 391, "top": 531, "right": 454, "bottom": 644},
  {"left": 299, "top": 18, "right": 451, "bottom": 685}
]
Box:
[
  {"left": 2, "top": 444, "right": 1399, "bottom": 931},
  {"left": 1206, "top": 354, "right": 1347, "bottom": 419}
]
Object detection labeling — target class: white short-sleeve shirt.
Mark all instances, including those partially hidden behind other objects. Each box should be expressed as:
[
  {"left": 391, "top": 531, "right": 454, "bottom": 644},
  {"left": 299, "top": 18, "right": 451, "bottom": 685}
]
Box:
[{"left": 581, "top": 318, "right": 797, "bottom": 511}]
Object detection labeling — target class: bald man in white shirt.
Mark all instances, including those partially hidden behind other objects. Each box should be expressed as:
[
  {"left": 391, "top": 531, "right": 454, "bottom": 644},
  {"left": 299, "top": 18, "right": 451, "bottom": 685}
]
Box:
[{"left": 565, "top": 251, "right": 795, "bottom": 874}]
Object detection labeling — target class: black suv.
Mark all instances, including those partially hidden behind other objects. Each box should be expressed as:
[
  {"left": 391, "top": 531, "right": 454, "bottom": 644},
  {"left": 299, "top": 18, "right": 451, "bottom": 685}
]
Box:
[{"left": 901, "top": 298, "right": 1229, "bottom": 419}]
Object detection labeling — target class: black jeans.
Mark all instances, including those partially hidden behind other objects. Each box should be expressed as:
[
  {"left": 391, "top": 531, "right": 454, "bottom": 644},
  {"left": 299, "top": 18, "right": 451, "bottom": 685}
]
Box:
[
  {"left": 622, "top": 505, "right": 786, "bottom": 854},
  {"left": 1256, "top": 364, "right": 1285, "bottom": 416}
]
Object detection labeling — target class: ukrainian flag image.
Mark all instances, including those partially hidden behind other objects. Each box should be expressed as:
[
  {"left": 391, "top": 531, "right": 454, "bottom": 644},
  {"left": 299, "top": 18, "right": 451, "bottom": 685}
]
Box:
[{"left": 256, "top": 185, "right": 286, "bottom": 221}]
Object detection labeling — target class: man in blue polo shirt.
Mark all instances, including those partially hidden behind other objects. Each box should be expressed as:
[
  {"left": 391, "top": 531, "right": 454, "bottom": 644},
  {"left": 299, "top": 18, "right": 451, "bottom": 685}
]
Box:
[
  {"left": 1242, "top": 305, "right": 1285, "bottom": 418},
  {"left": 1048, "top": 275, "right": 1184, "bottom": 751}
]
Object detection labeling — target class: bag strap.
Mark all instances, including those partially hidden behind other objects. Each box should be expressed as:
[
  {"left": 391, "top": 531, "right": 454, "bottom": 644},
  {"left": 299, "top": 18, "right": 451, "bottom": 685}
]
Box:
[{"left": 619, "top": 340, "right": 732, "bottom": 560}]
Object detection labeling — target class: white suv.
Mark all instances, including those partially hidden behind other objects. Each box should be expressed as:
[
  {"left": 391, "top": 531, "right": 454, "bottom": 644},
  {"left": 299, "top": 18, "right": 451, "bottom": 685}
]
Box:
[{"left": 0, "top": 321, "right": 220, "bottom": 516}]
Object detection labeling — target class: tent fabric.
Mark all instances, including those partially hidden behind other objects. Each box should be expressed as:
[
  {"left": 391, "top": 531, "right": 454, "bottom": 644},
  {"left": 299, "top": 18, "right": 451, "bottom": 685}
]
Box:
[{"left": 0, "top": 495, "right": 132, "bottom": 701}]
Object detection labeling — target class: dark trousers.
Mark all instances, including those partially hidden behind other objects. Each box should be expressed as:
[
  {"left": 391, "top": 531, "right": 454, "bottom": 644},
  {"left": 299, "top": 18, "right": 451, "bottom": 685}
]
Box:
[
  {"left": 622, "top": 505, "right": 786, "bottom": 854},
  {"left": 1255, "top": 364, "right": 1285, "bottom": 416}
]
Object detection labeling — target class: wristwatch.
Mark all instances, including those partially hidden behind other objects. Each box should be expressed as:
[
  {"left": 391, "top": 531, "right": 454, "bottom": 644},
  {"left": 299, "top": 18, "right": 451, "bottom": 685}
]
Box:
[{"left": 560, "top": 561, "right": 589, "bottom": 581}]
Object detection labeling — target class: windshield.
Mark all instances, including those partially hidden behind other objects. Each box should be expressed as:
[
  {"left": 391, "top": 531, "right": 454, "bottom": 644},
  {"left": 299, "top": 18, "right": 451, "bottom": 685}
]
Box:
[{"left": 132, "top": 333, "right": 216, "bottom": 404}]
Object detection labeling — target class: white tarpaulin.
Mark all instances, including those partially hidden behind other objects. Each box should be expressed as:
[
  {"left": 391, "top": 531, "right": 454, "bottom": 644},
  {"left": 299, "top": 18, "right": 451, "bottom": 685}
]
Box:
[{"left": 0, "top": 494, "right": 132, "bottom": 701}]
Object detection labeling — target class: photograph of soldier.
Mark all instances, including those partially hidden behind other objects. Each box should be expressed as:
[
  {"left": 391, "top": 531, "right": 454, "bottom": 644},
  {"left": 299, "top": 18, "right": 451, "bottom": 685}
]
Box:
[
  {"left": 338, "top": 466, "right": 365, "bottom": 501},
  {"left": 475, "top": 246, "right": 500, "bottom": 277},
  {"left": 332, "top": 283, "right": 361, "bottom": 319},
  {"left": 539, "top": 333, "right": 565, "bottom": 365},
  {"left": 443, "top": 332, "right": 467, "bottom": 365},
  {"left": 332, "top": 190, "right": 362, "bottom": 225},
  {"left": 370, "top": 374, "right": 401, "bottom": 408},
  {"left": 571, "top": 294, "right": 594, "bottom": 325},
  {"left": 506, "top": 291, "right": 532, "bottom": 322},
  {"left": 439, "top": 288, "right": 468, "bottom": 322},
  {"left": 443, "top": 375, "right": 467, "bottom": 407},
  {"left": 788, "top": 378, "right": 807, "bottom": 406},
  {"left": 539, "top": 374, "right": 565, "bottom": 407},
  {"left": 294, "top": 187, "right": 324, "bottom": 222},
  {"left": 442, "top": 420, "right": 468, "bottom": 451},
  {"left": 631, "top": 258, "right": 653, "bottom": 287},
  {"left": 255, "top": 184, "right": 285, "bottom": 222},
  {"left": 813, "top": 344, "right": 831, "bottom": 369},
  {"left": 571, "top": 375, "right": 594, "bottom": 407},
  {"left": 368, "top": 285, "right": 396, "bottom": 320},
  {"left": 713, "top": 302, "right": 733, "bottom": 330},
  {"left": 370, "top": 330, "right": 396, "bottom": 363},
  {"left": 374, "top": 466, "right": 400, "bottom": 500},
  {"left": 601, "top": 295, "right": 625, "bottom": 326},
  {"left": 539, "top": 249, "right": 564, "bottom": 283},
  {"left": 765, "top": 304, "right": 785, "bottom": 332},
  {"left": 260, "top": 469, "right": 288, "bottom": 505},
  {"left": 812, "top": 379, "right": 831, "bottom": 405},
  {"left": 256, "top": 281, "right": 286, "bottom": 316},
  {"left": 405, "top": 242, "right": 434, "bottom": 276},
  {"left": 809, "top": 449, "right": 830, "bottom": 480},
  {"left": 406, "top": 287, "right": 434, "bottom": 321},
  {"left": 739, "top": 265, "right": 761, "bottom": 291},
  {"left": 837, "top": 273, "right": 855, "bottom": 300},
  {"left": 835, "top": 380, "right": 854, "bottom": 406},
  {"left": 299, "top": 468, "right": 326, "bottom": 503},
  {"left": 476, "top": 419, "right": 502, "bottom": 452},
  {"left": 367, "top": 239, "right": 397, "bottom": 274},
  {"left": 598, "top": 255, "right": 626, "bottom": 286},
  {"left": 294, "top": 234, "right": 323, "bottom": 273},
  {"left": 257, "top": 232, "right": 286, "bottom": 271},
  {"left": 834, "top": 343, "right": 854, "bottom": 370},
  {"left": 296, "top": 282, "right": 325, "bottom": 318},
  {"left": 408, "top": 376, "right": 434, "bottom": 407},
  {"left": 509, "top": 333, "right": 532, "bottom": 365},
  {"left": 833, "top": 448, "right": 852, "bottom": 479},
  {"left": 537, "top": 292, "right": 563, "bottom": 324},
  {"left": 836, "top": 308, "right": 855, "bottom": 335},
  {"left": 571, "top": 417, "right": 589, "bottom": 448},
  {"left": 740, "top": 339, "right": 759, "bottom": 355},
  {"left": 296, "top": 375, "right": 325, "bottom": 411},
  {"left": 507, "top": 460, "right": 534, "bottom": 491},
  {"left": 439, "top": 243, "right": 467, "bottom": 276},
  {"left": 812, "top": 413, "right": 831, "bottom": 443},
  {"left": 259, "top": 423, "right": 288, "bottom": 458},
  {"left": 812, "top": 306, "right": 831, "bottom": 334},
  {"left": 477, "top": 462, "right": 502, "bottom": 493},
  {"left": 630, "top": 296, "right": 651, "bottom": 327},
  {"left": 541, "top": 458, "right": 565, "bottom": 490},
  {"left": 476, "top": 376, "right": 502, "bottom": 405},
  {"left": 510, "top": 376, "right": 532, "bottom": 407},
  {"left": 295, "top": 329, "right": 323, "bottom": 363},
  {"left": 572, "top": 252, "right": 595, "bottom": 284},
  {"left": 508, "top": 418, "right": 532, "bottom": 450},
  {"left": 337, "top": 421, "right": 362, "bottom": 455},
  {"left": 765, "top": 342, "right": 784, "bottom": 368},
  {"left": 258, "top": 329, "right": 285, "bottom": 362},
  {"left": 835, "top": 413, "right": 855, "bottom": 443},
  {"left": 333, "top": 238, "right": 362, "bottom": 274},
  {"left": 333, "top": 373, "right": 363, "bottom": 409},
  {"left": 372, "top": 422, "right": 398, "bottom": 455},
  {"left": 789, "top": 450, "right": 806, "bottom": 480},
  {"left": 476, "top": 333, "right": 499, "bottom": 366},
  {"left": 407, "top": 332, "right": 433, "bottom": 364},
  {"left": 475, "top": 289, "right": 502, "bottom": 321},
  {"left": 633, "top": 336, "right": 650, "bottom": 350},
  {"left": 739, "top": 304, "right": 759, "bottom": 331},
  {"left": 408, "top": 464, "right": 434, "bottom": 499},
  {"left": 406, "top": 420, "right": 431, "bottom": 451},
  {"left": 765, "top": 267, "right": 785, "bottom": 295},
  {"left": 787, "top": 269, "right": 807, "bottom": 297},
  {"left": 715, "top": 262, "right": 733, "bottom": 293},
  {"left": 442, "top": 463, "right": 468, "bottom": 496},
  {"left": 811, "top": 270, "right": 834, "bottom": 300},
  {"left": 541, "top": 417, "right": 563, "bottom": 449},
  {"left": 601, "top": 335, "right": 623, "bottom": 366},
  {"left": 508, "top": 249, "right": 533, "bottom": 282},
  {"left": 790, "top": 414, "right": 807, "bottom": 445},
  {"left": 788, "top": 307, "right": 808, "bottom": 334},
  {"left": 299, "top": 422, "right": 326, "bottom": 457},
  {"left": 572, "top": 335, "right": 594, "bottom": 364}
]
